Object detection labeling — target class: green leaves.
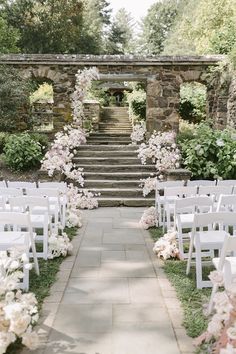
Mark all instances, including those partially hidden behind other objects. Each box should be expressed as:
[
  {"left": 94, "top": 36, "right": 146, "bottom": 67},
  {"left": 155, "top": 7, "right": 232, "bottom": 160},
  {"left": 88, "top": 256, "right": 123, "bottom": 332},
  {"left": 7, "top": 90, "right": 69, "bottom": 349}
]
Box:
[
  {"left": 4, "top": 133, "right": 43, "bottom": 171},
  {"left": 180, "top": 122, "right": 236, "bottom": 179}
]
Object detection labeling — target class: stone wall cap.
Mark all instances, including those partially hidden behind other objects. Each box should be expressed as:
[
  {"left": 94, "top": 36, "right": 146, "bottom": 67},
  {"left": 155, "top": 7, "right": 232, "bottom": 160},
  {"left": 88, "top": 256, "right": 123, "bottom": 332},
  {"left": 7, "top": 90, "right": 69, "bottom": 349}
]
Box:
[
  {"left": 0, "top": 54, "right": 226, "bottom": 66},
  {"left": 83, "top": 99, "right": 100, "bottom": 104}
]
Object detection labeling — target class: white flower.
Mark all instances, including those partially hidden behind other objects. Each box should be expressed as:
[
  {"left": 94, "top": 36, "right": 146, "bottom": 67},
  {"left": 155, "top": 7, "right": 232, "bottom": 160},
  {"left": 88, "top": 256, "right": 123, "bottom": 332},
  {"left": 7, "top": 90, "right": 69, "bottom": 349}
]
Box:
[
  {"left": 220, "top": 344, "right": 236, "bottom": 354},
  {"left": 207, "top": 316, "right": 222, "bottom": 337},
  {"left": 208, "top": 270, "right": 224, "bottom": 286},
  {"left": 227, "top": 324, "right": 236, "bottom": 340},
  {"left": 139, "top": 207, "right": 157, "bottom": 229},
  {"left": 216, "top": 139, "right": 225, "bottom": 147},
  {"left": 21, "top": 331, "right": 39, "bottom": 350}
]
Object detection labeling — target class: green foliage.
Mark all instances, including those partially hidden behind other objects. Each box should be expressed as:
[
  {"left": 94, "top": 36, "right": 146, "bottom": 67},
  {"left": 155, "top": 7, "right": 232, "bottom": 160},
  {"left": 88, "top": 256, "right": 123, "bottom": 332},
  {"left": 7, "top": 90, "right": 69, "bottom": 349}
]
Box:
[
  {"left": 125, "top": 84, "right": 146, "bottom": 121},
  {"left": 0, "top": 132, "right": 9, "bottom": 154},
  {"left": 177, "top": 119, "right": 196, "bottom": 145},
  {"left": 179, "top": 83, "right": 207, "bottom": 124},
  {"left": 0, "top": 16, "right": 20, "bottom": 53},
  {"left": 0, "top": 65, "right": 32, "bottom": 132},
  {"left": 1, "top": 0, "right": 111, "bottom": 54},
  {"left": 4, "top": 133, "right": 43, "bottom": 171},
  {"left": 180, "top": 122, "right": 236, "bottom": 179},
  {"left": 30, "top": 133, "right": 49, "bottom": 154},
  {"left": 106, "top": 8, "right": 135, "bottom": 54},
  {"left": 30, "top": 83, "right": 53, "bottom": 104},
  {"left": 164, "top": 0, "right": 236, "bottom": 56},
  {"left": 140, "top": 0, "right": 183, "bottom": 54}
]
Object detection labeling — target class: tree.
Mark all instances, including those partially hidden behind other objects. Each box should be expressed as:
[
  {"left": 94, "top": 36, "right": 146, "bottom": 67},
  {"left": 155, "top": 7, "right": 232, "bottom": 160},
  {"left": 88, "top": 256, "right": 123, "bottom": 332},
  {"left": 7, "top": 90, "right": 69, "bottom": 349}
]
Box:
[
  {"left": 139, "top": 0, "right": 182, "bottom": 54},
  {"left": 0, "top": 16, "right": 20, "bottom": 53},
  {"left": 164, "top": 0, "right": 236, "bottom": 55},
  {"left": 106, "top": 8, "right": 135, "bottom": 54},
  {"left": 0, "top": 0, "right": 111, "bottom": 54}
]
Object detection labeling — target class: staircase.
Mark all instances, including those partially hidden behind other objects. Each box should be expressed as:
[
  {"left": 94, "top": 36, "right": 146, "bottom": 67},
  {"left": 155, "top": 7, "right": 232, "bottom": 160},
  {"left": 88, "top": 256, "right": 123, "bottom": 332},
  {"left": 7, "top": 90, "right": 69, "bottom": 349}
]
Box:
[{"left": 74, "top": 107, "right": 155, "bottom": 206}]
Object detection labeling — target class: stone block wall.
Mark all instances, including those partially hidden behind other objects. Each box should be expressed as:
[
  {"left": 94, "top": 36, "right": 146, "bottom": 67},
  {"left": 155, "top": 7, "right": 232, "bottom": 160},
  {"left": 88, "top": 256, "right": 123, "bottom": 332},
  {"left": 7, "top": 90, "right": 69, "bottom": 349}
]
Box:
[{"left": 83, "top": 100, "right": 101, "bottom": 131}]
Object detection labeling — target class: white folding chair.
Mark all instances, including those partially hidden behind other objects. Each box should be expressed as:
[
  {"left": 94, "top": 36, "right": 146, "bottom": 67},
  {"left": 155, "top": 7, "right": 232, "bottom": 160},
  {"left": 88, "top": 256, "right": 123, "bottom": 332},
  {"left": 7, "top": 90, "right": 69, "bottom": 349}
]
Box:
[
  {"left": 9, "top": 196, "right": 51, "bottom": 260},
  {"left": 164, "top": 186, "right": 198, "bottom": 230},
  {"left": 175, "top": 196, "right": 214, "bottom": 259},
  {"left": 0, "top": 212, "right": 39, "bottom": 290},
  {"left": 208, "top": 233, "right": 236, "bottom": 313},
  {"left": 217, "top": 180, "right": 236, "bottom": 186},
  {"left": 25, "top": 188, "right": 60, "bottom": 232},
  {"left": 0, "top": 196, "right": 7, "bottom": 211},
  {"left": 7, "top": 181, "right": 37, "bottom": 191},
  {"left": 216, "top": 194, "right": 236, "bottom": 212},
  {"left": 186, "top": 180, "right": 216, "bottom": 187},
  {"left": 0, "top": 180, "right": 7, "bottom": 188},
  {"left": 186, "top": 212, "right": 236, "bottom": 289},
  {"left": 38, "top": 182, "right": 67, "bottom": 228},
  {"left": 155, "top": 180, "right": 185, "bottom": 227},
  {"left": 0, "top": 187, "right": 23, "bottom": 197}
]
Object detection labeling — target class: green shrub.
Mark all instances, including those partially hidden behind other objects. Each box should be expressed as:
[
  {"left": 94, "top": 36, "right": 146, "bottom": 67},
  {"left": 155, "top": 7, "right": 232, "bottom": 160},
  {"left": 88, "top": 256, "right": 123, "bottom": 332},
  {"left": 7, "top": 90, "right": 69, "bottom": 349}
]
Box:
[
  {"left": 0, "top": 132, "right": 9, "bottom": 154},
  {"left": 125, "top": 89, "right": 146, "bottom": 121},
  {"left": 180, "top": 122, "right": 236, "bottom": 179},
  {"left": 4, "top": 133, "right": 43, "bottom": 171},
  {"left": 179, "top": 83, "right": 207, "bottom": 124},
  {"left": 177, "top": 119, "right": 196, "bottom": 145},
  {"left": 30, "top": 133, "right": 49, "bottom": 154}
]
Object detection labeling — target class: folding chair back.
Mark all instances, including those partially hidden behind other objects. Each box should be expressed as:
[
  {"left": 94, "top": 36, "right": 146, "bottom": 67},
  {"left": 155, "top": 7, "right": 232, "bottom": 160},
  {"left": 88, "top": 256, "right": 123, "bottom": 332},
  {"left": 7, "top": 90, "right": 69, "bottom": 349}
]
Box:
[
  {"left": 164, "top": 186, "right": 198, "bottom": 198},
  {"left": 7, "top": 181, "right": 37, "bottom": 189},
  {"left": 198, "top": 185, "right": 233, "bottom": 201},
  {"left": 38, "top": 181, "right": 67, "bottom": 193},
  {"left": 0, "top": 196, "right": 7, "bottom": 211},
  {"left": 187, "top": 180, "right": 216, "bottom": 187},
  {"left": 0, "top": 180, "right": 7, "bottom": 188},
  {"left": 217, "top": 179, "right": 236, "bottom": 187},
  {"left": 217, "top": 194, "right": 236, "bottom": 212}
]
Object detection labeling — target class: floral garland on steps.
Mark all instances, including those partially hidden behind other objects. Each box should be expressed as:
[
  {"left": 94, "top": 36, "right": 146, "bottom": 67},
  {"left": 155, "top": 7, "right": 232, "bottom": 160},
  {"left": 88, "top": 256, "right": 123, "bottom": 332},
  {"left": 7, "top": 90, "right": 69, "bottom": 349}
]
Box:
[{"left": 41, "top": 67, "right": 100, "bottom": 253}]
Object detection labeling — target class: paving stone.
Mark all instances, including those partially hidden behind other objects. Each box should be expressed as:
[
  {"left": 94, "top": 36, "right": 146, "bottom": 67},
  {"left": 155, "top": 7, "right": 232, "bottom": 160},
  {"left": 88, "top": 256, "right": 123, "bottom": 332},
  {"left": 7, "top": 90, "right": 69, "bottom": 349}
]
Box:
[
  {"left": 98, "top": 261, "right": 156, "bottom": 278},
  {"left": 44, "top": 331, "right": 113, "bottom": 354},
  {"left": 174, "top": 328, "right": 195, "bottom": 353},
  {"left": 71, "top": 267, "right": 100, "bottom": 278},
  {"left": 113, "top": 218, "right": 142, "bottom": 229},
  {"left": 72, "top": 250, "right": 101, "bottom": 267},
  {"left": 101, "top": 250, "right": 126, "bottom": 262},
  {"left": 62, "top": 278, "right": 130, "bottom": 304},
  {"left": 112, "top": 322, "right": 180, "bottom": 354},
  {"left": 103, "top": 229, "right": 145, "bottom": 244},
  {"left": 128, "top": 278, "right": 165, "bottom": 304},
  {"left": 52, "top": 304, "right": 112, "bottom": 333},
  {"left": 113, "top": 304, "right": 168, "bottom": 323},
  {"left": 125, "top": 250, "right": 150, "bottom": 261}
]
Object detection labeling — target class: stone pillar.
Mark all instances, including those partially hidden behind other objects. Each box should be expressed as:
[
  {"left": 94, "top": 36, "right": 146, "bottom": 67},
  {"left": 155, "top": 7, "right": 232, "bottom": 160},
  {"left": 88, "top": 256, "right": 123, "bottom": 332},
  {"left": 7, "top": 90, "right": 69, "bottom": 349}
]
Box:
[
  {"left": 146, "top": 74, "right": 180, "bottom": 135},
  {"left": 227, "top": 74, "right": 236, "bottom": 129},
  {"left": 83, "top": 100, "right": 101, "bottom": 131},
  {"left": 53, "top": 84, "right": 73, "bottom": 131}
]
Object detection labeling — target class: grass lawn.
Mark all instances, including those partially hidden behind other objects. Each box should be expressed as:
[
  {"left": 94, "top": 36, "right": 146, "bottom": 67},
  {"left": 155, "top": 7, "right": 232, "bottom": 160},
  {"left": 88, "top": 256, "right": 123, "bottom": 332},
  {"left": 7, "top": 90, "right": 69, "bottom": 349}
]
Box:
[{"left": 150, "top": 227, "right": 212, "bottom": 338}]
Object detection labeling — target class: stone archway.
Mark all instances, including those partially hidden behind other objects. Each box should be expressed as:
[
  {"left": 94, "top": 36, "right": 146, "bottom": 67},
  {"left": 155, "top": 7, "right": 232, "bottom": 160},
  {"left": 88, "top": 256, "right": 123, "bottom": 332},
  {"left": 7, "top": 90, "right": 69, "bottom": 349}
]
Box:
[{"left": 0, "top": 54, "right": 228, "bottom": 133}]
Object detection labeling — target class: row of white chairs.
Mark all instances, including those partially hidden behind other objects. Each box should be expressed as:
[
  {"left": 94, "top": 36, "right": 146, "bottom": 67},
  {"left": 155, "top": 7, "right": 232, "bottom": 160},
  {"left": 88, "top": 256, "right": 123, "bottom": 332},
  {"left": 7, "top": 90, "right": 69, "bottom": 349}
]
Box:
[
  {"left": 0, "top": 180, "right": 67, "bottom": 191},
  {"left": 156, "top": 184, "right": 236, "bottom": 230}
]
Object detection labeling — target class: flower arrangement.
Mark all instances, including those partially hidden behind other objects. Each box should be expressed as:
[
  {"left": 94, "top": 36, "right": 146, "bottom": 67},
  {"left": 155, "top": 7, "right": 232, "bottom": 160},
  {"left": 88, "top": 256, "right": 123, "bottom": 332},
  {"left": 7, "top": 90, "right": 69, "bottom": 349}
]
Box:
[
  {"left": 139, "top": 206, "right": 157, "bottom": 229},
  {"left": 140, "top": 176, "right": 157, "bottom": 197},
  {"left": 130, "top": 121, "right": 146, "bottom": 144},
  {"left": 0, "top": 250, "right": 39, "bottom": 353},
  {"left": 138, "top": 130, "right": 181, "bottom": 170},
  {"left": 41, "top": 67, "right": 100, "bottom": 214},
  {"left": 195, "top": 272, "right": 236, "bottom": 353},
  {"left": 153, "top": 230, "right": 180, "bottom": 260},
  {"left": 48, "top": 232, "right": 73, "bottom": 259}
]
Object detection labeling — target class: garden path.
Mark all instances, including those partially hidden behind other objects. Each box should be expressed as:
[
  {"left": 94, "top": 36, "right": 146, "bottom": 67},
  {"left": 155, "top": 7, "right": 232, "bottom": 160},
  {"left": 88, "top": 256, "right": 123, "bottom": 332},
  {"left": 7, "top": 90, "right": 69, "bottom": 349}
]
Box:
[{"left": 25, "top": 207, "right": 194, "bottom": 354}]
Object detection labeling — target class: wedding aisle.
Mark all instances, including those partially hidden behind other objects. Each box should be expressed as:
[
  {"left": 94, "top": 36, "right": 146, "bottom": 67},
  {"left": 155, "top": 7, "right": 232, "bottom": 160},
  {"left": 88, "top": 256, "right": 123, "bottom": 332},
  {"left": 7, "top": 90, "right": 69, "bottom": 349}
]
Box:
[{"left": 23, "top": 207, "right": 194, "bottom": 354}]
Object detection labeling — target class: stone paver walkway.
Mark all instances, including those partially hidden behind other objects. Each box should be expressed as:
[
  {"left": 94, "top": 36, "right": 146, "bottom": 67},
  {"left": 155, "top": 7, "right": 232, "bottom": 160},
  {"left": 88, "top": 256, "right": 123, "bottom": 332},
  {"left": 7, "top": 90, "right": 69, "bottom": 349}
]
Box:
[{"left": 27, "top": 207, "right": 194, "bottom": 354}]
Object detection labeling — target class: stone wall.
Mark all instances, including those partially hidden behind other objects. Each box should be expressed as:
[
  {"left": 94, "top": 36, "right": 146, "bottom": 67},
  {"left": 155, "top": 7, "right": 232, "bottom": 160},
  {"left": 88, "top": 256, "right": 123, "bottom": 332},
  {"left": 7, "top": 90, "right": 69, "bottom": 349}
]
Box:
[
  {"left": 0, "top": 54, "right": 228, "bottom": 133},
  {"left": 227, "top": 74, "right": 236, "bottom": 128},
  {"left": 83, "top": 100, "right": 101, "bottom": 131}
]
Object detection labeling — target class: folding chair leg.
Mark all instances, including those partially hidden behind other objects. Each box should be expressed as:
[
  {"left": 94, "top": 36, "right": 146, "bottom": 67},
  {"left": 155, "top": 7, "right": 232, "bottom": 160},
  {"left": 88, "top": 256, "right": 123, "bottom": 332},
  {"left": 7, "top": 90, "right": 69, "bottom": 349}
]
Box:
[
  {"left": 186, "top": 236, "right": 194, "bottom": 275},
  {"left": 196, "top": 246, "right": 203, "bottom": 289},
  {"left": 31, "top": 240, "right": 40, "bottom": 275}
]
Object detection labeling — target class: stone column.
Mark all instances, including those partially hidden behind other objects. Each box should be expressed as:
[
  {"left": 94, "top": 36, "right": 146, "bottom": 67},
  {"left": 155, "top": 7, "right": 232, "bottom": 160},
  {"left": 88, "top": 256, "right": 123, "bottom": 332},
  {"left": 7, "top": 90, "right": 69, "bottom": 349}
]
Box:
[
  {"left": 146, "top": 74, "right": 180, "bottom": 135},
  {"left": 53, "top": 84, "right": 73, "bottom": 131},
  {"left": 227, "top": 74, "right": 236, "bottom": 129}
]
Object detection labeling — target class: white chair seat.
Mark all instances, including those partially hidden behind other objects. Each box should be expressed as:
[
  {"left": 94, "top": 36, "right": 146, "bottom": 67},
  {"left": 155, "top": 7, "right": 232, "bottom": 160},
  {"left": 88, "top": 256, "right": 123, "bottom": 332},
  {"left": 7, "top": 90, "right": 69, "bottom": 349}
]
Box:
[
  {"left": 0, "top": 231, "right": 29, "bottom": 249},
  {"left": 178, "top": 213, "right": 194, "bottom": 226},
  {"left": 194, "top": 230, "right": 228, "bottom": 248},
  {"left": 213, "top": 257, "right": 236, "bottom": 272}
]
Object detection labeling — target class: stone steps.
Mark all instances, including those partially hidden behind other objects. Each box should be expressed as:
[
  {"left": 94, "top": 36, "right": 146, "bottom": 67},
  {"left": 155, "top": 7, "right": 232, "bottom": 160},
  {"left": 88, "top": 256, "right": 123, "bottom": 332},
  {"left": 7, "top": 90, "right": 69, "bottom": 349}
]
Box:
[
  {"left": 72, "top": 106, "right": 155, "bottom": 206},
  {"left": 83, "top": 179, "right": 142, "bottom": 188},
  {"left": 98, "top": 197, "right": 154, "bottom": 207},
  {"left": 77, "top": 164, "right": 155, "bottom": 172},
  {"left": 73, "top": 157, "right": 141, "bottom": 165},
  {"left": 83, "top": 172, "right": 153, "bottom": 180}
]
